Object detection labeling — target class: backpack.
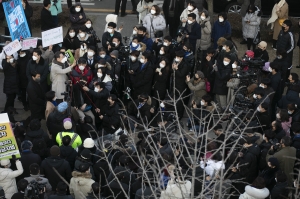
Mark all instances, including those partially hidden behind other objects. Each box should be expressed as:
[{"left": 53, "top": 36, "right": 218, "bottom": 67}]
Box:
[{"left": 24, "top": 181, "right": 46, "bottom": 199}]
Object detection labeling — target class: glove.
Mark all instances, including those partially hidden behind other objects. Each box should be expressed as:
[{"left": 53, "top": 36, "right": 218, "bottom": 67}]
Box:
[{"left": 200, "top": 23, "right": 205, "bottom": 28}]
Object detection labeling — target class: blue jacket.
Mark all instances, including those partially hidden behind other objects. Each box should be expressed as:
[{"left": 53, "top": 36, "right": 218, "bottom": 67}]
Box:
[
  {"left": 212, "top": 20, "right": 231, "bottom": 49},
  {"left": 141, "top": 36, "right": 153, "bottom": 51}
]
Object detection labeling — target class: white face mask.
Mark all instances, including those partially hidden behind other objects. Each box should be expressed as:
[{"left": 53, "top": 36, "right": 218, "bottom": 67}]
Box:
[
  {"left": 113, "top": 42, "right": 118, "bottom": 47},
  {"left": 253, "top": 94, "right": 257, "bottom": 99},
  {"left": 87, "top": 51, "right": 94, "bottom": 57},
  {"left": 53, "top": 97, "right": 57, "bottom": 101},
  {"left": 163, "top": 42, "right": 169, "bottom": 46},
  {"left": 223, "top": 61, "right": 229, "bottom": 66},
  {"left": 175, "top": 58, "right": 180, "bottom": 62},
  {"left": 61, "top": 57, "right": 67, "bottom": 63},
  {"left": 133, "top": 30, "right": 137, "bottom": 35},
  {"left": 9, "top": 58, "right": 14, "bottom": 63},
  {"left": 187, "top": 6, "right": 193, "bottom": 11},
  {"left": 75, "top": 7, "right": 81, "bottom": 12},
  {"left": 294, "top": 181, "right": 297, "bottom": 188},
  {"left": 276, "top": 113, "right": 280, "bottom": 119},
  {"left": 160, "top": 102, "right": 165, "bottom": 108},
  {"left": 257, "top": 106, "right": 261, "bottom": 112},
  {"left": 288, "top": 110, "right": 293, "bottom": 115},
  {"left": 268, "top": 67, "right": 273, "bottom": 72},
  {"left": 20, "top": 53, "right": 26, "bottom": 57},
  {"left": 131, "top": 56, "right": 137, "bottom": 61},
  {"left": 79, "top": 33, "right": 85, "bottom": 38},
  {"left": 201, "top": 16, "right": 206, "bottom": 20},
  {"left": 107, "top": 28, "right": 113, "bottom": 33},
  {"left": 219, "top": 17, "right": 224, "bottom": 22},
  {"left": 159, "top": 50, "right": 164, "bottom": 55},
  {"left": 79, "top": 65, "right": 85, "bottom": 70},
  {"left": 187, "top": 20, "right": 193, "bottom": 24},
  {"left": 100, "top": 54, "right": 105, "bottom": 58},
  {"left": 259, "top": 84, "right": 264, "bottom": 88},
  {"left": 94, "top": 87, "right": 99, "bottom": 92},
  {"left": 132, "top": 42, "right": 138, "bottom": 47},
  {"left": 85, "top": 24, "right": 92, "bottom": 28},
  {"left": 222, "top": 46, "right": 226, "bottom": 50},
  {"left": 232, "top": 63, "right": 237, "bottom": 69},
  {"left": 140, "top": 58, "right": 145, "bottom": 64},
  {"left": 201, "top": 101, "right": 205, "bottom": 106},
  {"left": 98, "top": 64, "right": 104, "bottom": 68},
  {"left": 32, "top": 56, "right": 38, "bottom": 61},
  {"left": 150, "top": 10, "right": 156, "bottom": 15},
  {"left": 159, "top": 63, "right": 165, "bottom": 68},
  {"left": 81, "top": 46, "right": 86, "bottom": 51},
  {"left": 69, "top": 32, "right": 75, "bottom": 37},
  {"left": 97, "top": 73, "right": 102, "bottom": 78}
]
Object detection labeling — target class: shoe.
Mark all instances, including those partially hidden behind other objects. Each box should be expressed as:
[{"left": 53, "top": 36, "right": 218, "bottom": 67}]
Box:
[
  {"left": 296, "top": 66, "right": 300, "bottom": 68},
  {"left": 240, "top": 40, "right": 247, "bottom": 44},
  {"left": 131, "top": 10, "right": 138, "bottom": 14},
  {"left": 120, "top": 13, "right": 127, "bottom": 17},
  {"left": 272, "top": 45, "right": 277, "bottom": 50}
]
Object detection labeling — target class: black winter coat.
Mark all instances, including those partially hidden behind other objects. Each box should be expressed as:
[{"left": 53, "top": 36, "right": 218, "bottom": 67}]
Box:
[
  {"left": 291, "top": 108, "right": 300, "bottom": 125},
  {"left": 162, "top": 0, "right": 184, "bottom": 27},
  {"left": 213, "top": 63, "right": 232, "bottom": 95},
  {"left": 25, "top": 129, "right": 50, "bottom": 146},
  {"left": 184, "top": 53, "right": 195, "bottom": 74},
  {"left": 102, "top": 102, "right": 121, "bottom": 134},
  {"left": 101, "top": 31, "right": 122, "bottom": 50},
  {"left": 48, "top": 193, "right": 74, "bottom": 199},
  {"left": 239, "top": 144, "right": 260, "bottom": 183},
  {"left": 73, "top": 36, "right": 95, "bottom": 51},
  {"left": 270, "top": 72, "right": 282, "bottom": 102},
  {"left": 173, "top": 60, "right": 190, "bottom": 94},
  {"left": 69, "top": 5, "right": 86, "bottom": 31},
  {"left": 104, "top": 180, "right": 128, "bottom": 199},
  {"left": 18, "top": 151, "right": 41, "bottom": 181},
  {"left": 63, "top": 36, "right": 77, "bottom": 51},
  {"left": 152, "top": 66, "right": 170, "bottom": 100},
  {"left": 59, "top": 145, "right": 77, "bottom": 170},
  {"left": 133, "top": 62, "right": 154, "bottom": 97},
  {"left": 270, "top": 181, "right": 289, "bottom": 199},
  {"left": 259, "top": 141, "right": 272, "bottom": 171},
  {"left": 276, "top": 30, "right": 295, "bottom": 54},
  {"left": 41, "top": 7, "right": 56, "bottom": 31},
  {"left": 26, "top": 57, "right": 49, "bottom": 92},
  {"left": 93, "top": 159, "right": 110, "bottom": 188},
  {"left": 254, "top": 48, "right": 269, "bottom": 62},
  {"left": 46, "top": 109, "right": 69, "bottom": 138},
  {"left": 277, "top": 90, "right": 300, "bottom": 109},
  {"left": 40, "top": 156, "right": 72, "bottom": 190},
  {"left": 128, "top": 99, "right": 152, "bottom": 123},
  {"left": 27, "top": 79, "right": 46, "bottom": 120},
  {"left": 2, "top": 60, "right": 19, "bottom": 94},
  {"left": 260, "top": 167, "right": 279, "bottom": 191},
  {"left": 88, "top": 88, "right": 109, "bottom": 111},
  {"left": 292, "top": 135, "right": 300, "bottom": 159},
  {"left": 183, "top": 22, "right": 201, "bottom": 50},
  {"left": 17, "top": 54, "right": 30, "bottom": 88}
]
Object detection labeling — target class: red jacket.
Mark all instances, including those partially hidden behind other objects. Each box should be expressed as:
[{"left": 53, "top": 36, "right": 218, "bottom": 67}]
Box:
[{"left": 70, "top": 66, "right": 93, "bottom": 85}]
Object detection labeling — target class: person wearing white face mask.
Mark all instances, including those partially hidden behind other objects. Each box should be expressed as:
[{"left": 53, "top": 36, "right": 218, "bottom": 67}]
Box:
[
  {"left": 212, "top": 12, "right": 231, "bottom": 49},
  {"left": 102, "top": 22, "right": 123, "bottom": 51},
  {"left": 136, "top": 0, "right": 155, "bottom": 22},
  {"left": 74, "top": 42, "right": 88, "bottom": 60},
  {"left": 129, "top": 37, "right": 146, "bottom": 53},
  {"left": 50, "top": 51, "right": 76, "bottom": 102},
  {"left": 226, "top": 62, "right": 240, "bottom": 106},
  {"left": 196, "top": 10, "right": 211, "bottom": 62},
  {"left": 212, "top": 55, "right": 232, "bottom": 111},
  {"left": 180, "top": 13, "right": 201, "bottom": 51},
  {"left": 180, "top": 1, "right": 199, "bottom": 27},
  {"left": 153, "top": 35, "right": 175, "bottom": 59},
  {"left": 70, "top": 3, "right": 86, "bottom": 31},
  {"left": 70, "top": 57, "right": 93, "bottom": 86},
  {"left": 127, "top": 50, "right": 140, "bottom": 89},
  {"left": 83, "top": 46, "right": 98, "bottom": 70},
  {"left": 17, "top": 50, "right": 30, "bottom": 110},
  {"left": 84, "top": 19, "right": 101, "bottom": 44},
  {"left": 142, "top": 5, "right": 166, "bottom": 39},
  {"left": 268, "top": 62, "right": 282, "bottom": 120},
  {"left": 63, "top": 28, "right": 77, "bottom": 53},
  {"left": 74, "top": 26, "right": 95, "bottom": 50},
  {"left": 152, "top": 58, "right": 169, "bottom": 104},
  {"left": 186, "top": 70, "right": 206, "bottom": 106}
]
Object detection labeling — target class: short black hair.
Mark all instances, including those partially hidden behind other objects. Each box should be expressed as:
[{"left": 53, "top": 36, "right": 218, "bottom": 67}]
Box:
[
  {"left": 130, "top": 50, "right": 140, "bottom": 57},
  {"left": 29, "top": 163, "right": 40, "bottom": 175},
  {"left": 78, "top": 57, "right": 87, "bottom": 64},
  {"left": 188, "top": 13, "right": 196, "bottom": 20},
  {"left": 29, "top": 119, "right": 41, "bottom": 131},
  {"left": 31, "top": 71, "right": 40, "bottom": 78},
  {"left": 261, "top": 78, "right": 271, "bottom": 86},
  {"left": 264, "top": 129, "right": 275, "bottom": 140},
  {"left": 269, "top": 62, "right": 280, "bottom": 72},
  {"left": 163, "top": 36, "right": 172, "bottom": 42},
  {"left": 45, "top": 91, "right": 56, "bottom": 102},
  {"left": 218, "top": 12, "right": 227, "bottom": 21},
  {"left": 54, "top": 51, "right": 63, "bottom": 60},
  {"left": 290, "top": 73, "right": 299, "bottom": 81},
  {"left": 56, "top": 182, "right": 68, "bottom": 193},
  {"left": 202, "top": 94, "right": 212, "bottom": 104},
  {"left": 78, "top": 25, "right": 86, "bottom": 32},
  {"left": 109, "top": 94, "right": 118, "bottom": 102},
  {"left": 260, "top": 102, "right": 269, "bottom": 110},
  {"left": 142, "top": 51, "right": 151, "bottom": 60},
  {"left": 175, "top": 50, "right": 185, "bottom": 58},
  {"left": 137, "top": 26, "right": 147, "bottom": 33},
  {"left": 283, "top": 19, "right": 292, "bottom": 27},
  {"left": 84, "top": 115, "right": 93, "bottom": 124},
  {"left": 281, "top": 136, "right": 291, "bottom": 146},
  {"left": 17, "top": 179, "right": 29, "bottom": 192},
  {"left": 33, "top": 49, "right": 42, "bottom": 56},
  {"left": 43, "top": 0, "right": 51, "bottom": 7},
  {"left": 62, "top": 135, "right": 71, "bottom": 146},
  {"left": 206, "top": 47, "right": 215, "bottom": 55},
  {"left": 254, "top": 87, "right": 265, "bottom": 97},
  {"left": 95, "top": 81, "right": 106, "bottom": 89}
]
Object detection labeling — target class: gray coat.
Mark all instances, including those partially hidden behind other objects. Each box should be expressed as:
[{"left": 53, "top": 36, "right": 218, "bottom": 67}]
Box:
[
  {"left": 143, "top": 13, "right": 166, "bottom": 39},
  {"left": 198, "top": 16, "right": 212, "bottom": 50},
  {"left": 24, "top": 174, "right": 52, "bottom": 198},
  {"left": 186, "top": 78, "right": 207, "bottom": 105},
  {"left": 243, "top": 12, "right": 261, "bottom": 39},
  {"left": 226, "top": 77, "right": 240, "bottom": 105},
  {"left": 237, "top": 0, "right": 261, "bottom": 17}
]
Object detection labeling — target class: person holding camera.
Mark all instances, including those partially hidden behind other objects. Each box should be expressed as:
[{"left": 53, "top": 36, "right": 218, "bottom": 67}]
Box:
[
  {"left": 102, "top": 22, "right": 123, "bottom": 51},
  {"left": 267, "top": 136, "right": 296, "bottom": 186},
  {"left": 50, "top": 52, "right": 76, "bottom": 103}
]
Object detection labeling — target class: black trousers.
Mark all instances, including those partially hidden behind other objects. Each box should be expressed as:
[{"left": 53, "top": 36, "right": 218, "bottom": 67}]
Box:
[
  {"left": 20, "top": 88, "right": 28, "bottom": 107},
  {"left": 167, "top": 16, "right": 178, "bottom": 39},
  {"left": 246, "top": 38, "right": 256, "bottom": 50},
  {"left": 5, "top": 93, "right": 16, "bottom": 111},
  {"left": 115, "top": 0, "right": 127, "bottom": 15},
  {"left": 131, "top": 0, "right": 137, "bottom": 11}
]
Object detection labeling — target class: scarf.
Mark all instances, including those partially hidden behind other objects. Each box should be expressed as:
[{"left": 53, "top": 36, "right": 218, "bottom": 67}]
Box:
[
  {"left": 130, "top": 43, "right": 141, "bottom": 51},
  {"left": 52, "top": 59, "right": 64, "bottom": 67},
  {"left": 267, "top": 0, "right": 286, "bottom": 29},
  {"left": 79, "top": 49, "right": 87, "bottom": 57}
]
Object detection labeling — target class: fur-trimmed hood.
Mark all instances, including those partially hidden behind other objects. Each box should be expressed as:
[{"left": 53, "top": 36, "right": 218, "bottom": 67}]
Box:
[{"left": 72, "top": 171, "right": 92, "bottom": 179}]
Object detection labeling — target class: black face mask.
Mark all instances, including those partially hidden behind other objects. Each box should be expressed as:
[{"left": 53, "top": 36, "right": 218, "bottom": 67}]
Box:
[
  {"left": 137, "top": 34, "right": 144, "bottom": 38},
  {"left": 138, "top": 98, "right": 145, "bottom": 103},
  {"left": 257, "top": 48, "right": 262, "bottom": 53}
]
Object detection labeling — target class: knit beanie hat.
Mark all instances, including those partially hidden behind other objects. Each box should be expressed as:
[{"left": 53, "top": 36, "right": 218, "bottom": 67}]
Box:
[
  {"left": 50, "top": 146, "right": 60, "bottom": 156},
  {"left": 57, "top": 102, "right": 68, "bottom": 112},
  {"left": 258, "top": 41, "right": 267, "bottom": 49},
  {"left": 83, "top": 138, "right": 95, "bottom": 148},
  {"left": 196, "top": 71, "right": 204, "bottom": 79},
  {"left": 21, "top": 140, "right": 33, "bottom": 150},
  {"left": 0, "top": 159, "right": 10, "bottom": 166},
  {"left": 80, "top": 149, "right": 91, "bottom": 160},
  {"left": 110, "top": 50, "right": 119, "bottom": 58},
  {"left": 63, "top": 118, "right": 72, "bottom": 130}
]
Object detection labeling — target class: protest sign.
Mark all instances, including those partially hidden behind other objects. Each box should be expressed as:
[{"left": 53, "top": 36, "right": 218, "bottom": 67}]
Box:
[
  {"left": 0, "top": 113, "right": 21, "bottom": 160},
  {"left": 42, "top": 27, "right": 63, "bottom": 47},
  {"left": 3, "top": 39, "right": 22, "bottom": 56},
  {"left": 65, "top": 49, "right": 75, "bottom": 63},
  {"left": 22, "top": 38, "right": 38, "bottom": 50},
  {"left": 2, "top": 0, "right": 31, "bottom": 40}
]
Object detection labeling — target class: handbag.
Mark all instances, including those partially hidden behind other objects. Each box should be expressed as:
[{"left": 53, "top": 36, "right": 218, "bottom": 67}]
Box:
[
  {"left": 253, "top": 30, "right": 261, "bottom": 45},
  {"left": 205, "top": 79, "right": 211, "bottom": 92},
  {"left": 150, "top": 17, "right": 163, "bottom": 38}
]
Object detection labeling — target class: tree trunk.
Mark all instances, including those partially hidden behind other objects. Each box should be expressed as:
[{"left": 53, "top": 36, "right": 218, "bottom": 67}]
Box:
[{"left": 207, "top": 0, "right": 214, "bottom": 17}]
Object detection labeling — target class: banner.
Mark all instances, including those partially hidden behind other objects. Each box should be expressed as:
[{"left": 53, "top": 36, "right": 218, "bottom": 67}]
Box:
[
  {"left": 3, "top": 39, "right": 22, "bottom": 56},
  {"left": 2, "top": 0, "right": 31, "bottom": 41},
  {"left": 0, "top": 113, "right": 21, "bottom": 160},
  {"left": 42, "top": 26, "right": 63, "bottom": 47},
  {"left": 65, "top": 49, "right": 74, "bottom": 63},
  {"left": 22, "top": 38, "right": 38, "bottom": 50}
]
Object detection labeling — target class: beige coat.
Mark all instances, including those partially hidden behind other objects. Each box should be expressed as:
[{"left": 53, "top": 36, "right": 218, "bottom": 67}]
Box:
[
  {"left": 137, "top": 0, "right": 155, "bottom": 21},
  {"left": 50, "top": 61, "right": 72, "bottom": 99},
  {"left": 45, "top": 101, "right": 55, "bottom": 120},
  {"left": 273, "top": 3, "right": 289, "bottom": 40},
  {"left": 198, "top": 16, "right": 212, "bottom": 50},
  {"left": 227, "top": 77, "right": 240, "bottom": 105},
  {"left": 186, "top": 78, "right": 207, "bottom": 106},
  {"left": 160, "top": 179, "right": 192, "bottom": 199},
  {"left": 69, "top": 171, "right": 95, "bottom": 199},
  {"left": 74, "top": 48, "right": 88, "bottom": 60}
]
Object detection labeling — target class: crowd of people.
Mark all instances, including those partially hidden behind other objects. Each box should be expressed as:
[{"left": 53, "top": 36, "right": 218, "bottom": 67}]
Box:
[{"left": 1, "top": 0, "right": 300, "bottom": 198}]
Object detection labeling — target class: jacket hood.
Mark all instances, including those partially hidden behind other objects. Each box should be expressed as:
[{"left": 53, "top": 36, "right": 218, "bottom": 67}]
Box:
[
  {"left": 245, "top": 185, "right": 270, "bottom": 198},
  {"left": 72, "top": 171, "right": 92, "bottom": 179},
  {"left": 70, "top": 5, "right": 84, "bottom": 14},
  {"left": 77, "top": 33, "right": 89, "bottom": 41},
  {"left": 45, "top": 156, "right": 66, "bottom": 168},
  {"left": 60, "top": 145, "right": 75, "bottom": 157},
  {"left": 26, "top": 129, "right": 44, "bottom": 138}
]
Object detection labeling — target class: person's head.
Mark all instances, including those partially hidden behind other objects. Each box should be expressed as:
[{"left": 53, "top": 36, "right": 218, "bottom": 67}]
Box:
[
  {"left": 276, "top": 109, "right": 289, "bottom": 122},
  {"left": 78, "top": 26, "right": 87, "bottom": 38},
  {"left": 282, "top": 19, "right": 292, "bottom": 32},
  {"left": 201, "top": 94, "right": 212, "bottom": 106},
  {"left": 31, "top": 71, "right": 41, "bottom": 82},
  {"left": 32, "top": 49, "right": 42, "bottom": 62},
  {"left": 131, "top": 37, "right": 139, "bottom": 47},
  {"left": 218, "top": 12, "right": 227, "bottom": 23},
  {"left": 269, "top": 62, "right": 279, "bottom": 74},
  {"left": 29, "top": 163, "right": 40, "bottom": 175},
  {"left": 251, "top": 177, "right": 265, "bottom": 189},
  {"left": 54, "top": 51, "right": 68, "bottom": 64},
  {"left": 108, "top": 94, "right": 117, "bottom": 105},
  {"left": 80, "top": 42, "right": 87, "bottom": 51},
  {"left": 175, "top": 51, "right": 185, "bottom": 63},
  {"left": 107, "top": 22, "right": 117, "bottom": 33},
  {"left": 94, "top": 82, "right": 106, "bottom": 92},
  {"left": 187, "top": 13, "right": 196, "bottom": 24},
  {"left": 187, "top": 1, "right": 196, "bottom": 11},
  {"left": 223, "top": 40, "right": 233, "bottom": 51},
  {"left": 67, "top": 27, "right": 76, "bottom": 38},
  {"left": 263, "top": 129, "right": 275, "bottom": 142},
  {"left": 85, "top": 18, "right": 93, "bottom": 29},
  {"left": 62, "top": 135, "right": 71, "bottom": 146},
  {"left": 257, "top": 41, "right": 267, "bottom": 51},
  {"left": 150, "top": 5, "right": 160, "bottom": 16},
  {"left": 223, "top": 54, "right": 231, "bottom": 66},
  {"left": 56, "top": 182, "right": 68, "bottom": 194},
  {"left": 137, "top": 26, "right": 147, "bottom": 37},
  {"left": 43, "top": 0, "right": 51, "bottom": 9},
  {"left": 19, "top": 50, "right": 27, "bottom": 58},
  {"left": 253, "top": 87, "right": 265, "bottom": 99},
  {"left": 110, "top": 50, "right": 119, "bottom": 60},
  {"left": 200, "top": 10, "right": 209, "bottom": 20},
  {"left": 163, "top": 36, "right": 172, "bottom": 46},
  {"left": 63, "top": 118, "right": 72, "bottom": 130},
  {"left": 75, "top": 3, "right": 82, "bottom": 12},
  {"left": 130, "top": 50, "right": 140, "bottom": 62},
  {"left": 98, "top": 47, "right": 106, "bottom": 58},
  {"left": 17, "top": 179, "right": 28, "bottom": 192},
  {"left": 271, "top": 120, "right": 282, "bottom": 132},
  {"left": 288, "top": 103, "right": 297, "bottom": 115},
  {"left": 183, "top": 43, "right": 192, "bottom": 52},
  {"left": 132, "top": 26, "right": 138, "bottom": 35},
  {"left": 194, "top": 71, "right": 204, "bottom": 80},
  {"left": 288, "top": 73, "right": 298, "bottom": 83},
  {"left": 78, "top": 57, "right": 87, "bottom": 71},
  {"left": 247, "top": 4, "right": 257, "bottom": 13},
  {"left": 138, "top": 93, "right": 149, "bottom": 103},
  {"left": 29, "top": 119, "right": 41, "bottom": 131},
  {"left": 78, "top": 162, "right": 90, "bottom": 173},
  {"left": 140, "top": 52, "right": 151, "bottom": 64},
  {"left": 159, "top": 58, "right": 168, "bottom": 69},
  {"left": 217, "top": 37, "right": 227, "bottom": 47},
  {"left": 267, "top": 157, "right": 279, "bottom": 168},
  {"left": 206, "top": 47, "right": 215, "bottom": 57},
  {"left": 213, "top": 124, "right": 223, "bottom": 136},
  {"left": 260, "top": 78, "right": 271, "bottom": 88},
  {"left": 57, "top": 101, "right": 68, "bottom": 113},
  {"left": 112, "top": 37, "right": 120, "bottom": 47},
  {"left": 50, "top": 145, "right": 60, "bottom": 156},
  {"left": 276, "top": 170, "right": 287, "bottom": 183},
  {"left": 159, "top": 46, "right": 169, "bottom": 55},
  {"left": 280, "top": 136, "right": 291, "bottom": 147},
  {"left": 87, "top": 46, "right": 95, "bottom": 57},
  {"left": 21, "top": 140, "right": 33, "bottom": 151},
  {"left": 291, "top": 122, "right": 300, "bottom": 135},
  {"left": 257, "top": 102, "right": 268, "bottom": 113}
]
